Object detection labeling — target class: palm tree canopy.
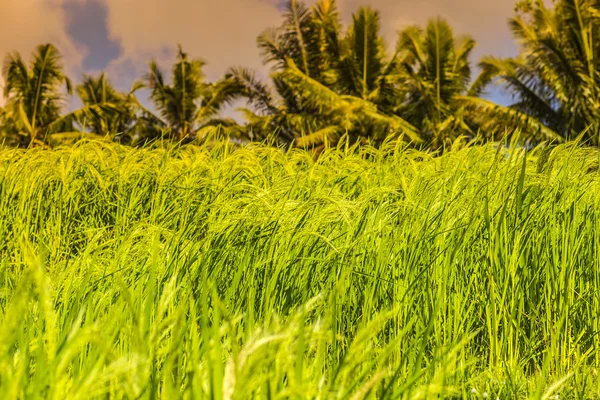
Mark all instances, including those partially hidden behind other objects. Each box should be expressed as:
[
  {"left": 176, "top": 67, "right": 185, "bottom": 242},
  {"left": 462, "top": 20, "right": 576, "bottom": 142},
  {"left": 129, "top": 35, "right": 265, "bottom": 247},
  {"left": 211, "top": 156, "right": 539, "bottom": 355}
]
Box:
[
  {"left": 340, "top": 7, "right": 386, "bottom": 98},
  {"left": 145, "top": 45, "right": 205, "bottom": 136},
  {"left": 73, "top": 73, "right": 140, "bottom": 137},
  {"left": 77, "top": 73, "right": 122, "bottom": 106},
  {"left": 394, "top": 18, "right": 477, "bottom": 146},
  {"left": 258, "top": 0, "right": 343, "bottom": 83},
  {"left": 143, "top": 45, "right": 236, "bottom": 141},
  {"left": 1, "top": 43, "right": 72, "bottom": 144},
  {"left": 458, "top": 0, "right": 600, "bottom": 144}
]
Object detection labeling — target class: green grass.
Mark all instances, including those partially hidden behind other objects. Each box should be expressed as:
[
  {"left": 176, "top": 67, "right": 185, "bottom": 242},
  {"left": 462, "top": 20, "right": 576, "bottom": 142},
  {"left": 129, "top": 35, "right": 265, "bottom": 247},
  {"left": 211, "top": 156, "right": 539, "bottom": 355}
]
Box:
[{"left": 1, "top": 139, "right": 600, "bottom": 399}]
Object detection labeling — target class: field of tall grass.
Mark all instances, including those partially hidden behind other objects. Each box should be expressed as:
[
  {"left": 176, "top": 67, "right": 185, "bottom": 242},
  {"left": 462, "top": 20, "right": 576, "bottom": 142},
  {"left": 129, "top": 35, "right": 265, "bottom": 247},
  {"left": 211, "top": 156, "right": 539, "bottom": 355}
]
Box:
[{"left": 1, "top": 140, "right": 600, "bottom": 399}]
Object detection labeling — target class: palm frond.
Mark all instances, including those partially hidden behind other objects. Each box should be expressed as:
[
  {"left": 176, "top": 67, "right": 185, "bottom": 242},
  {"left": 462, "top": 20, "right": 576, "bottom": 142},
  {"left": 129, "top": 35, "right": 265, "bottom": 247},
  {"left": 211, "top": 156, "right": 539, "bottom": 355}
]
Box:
[
  {"left": 2, "top": 52, "right": 28, "bottom": 99},
  {"left": 282, "top": 0, "right": 312, "bottom": 75},
  {"left": 257, "top": 28, "right": 289, "bottom": 70},
  {"left": 1, "top": 44, "right": 71, "bottom": 144},
  {"left": 275, "top": 60, "right": 341, "bottom": 112},
  {"left": 347, "top": 6, "right": 384, "bottom": 98},
  {"left": 455, "top": 95, "right": 564, "bottom": 142},
  {"left": 223, "top": 67, "right": 279, "bottom": 115}
]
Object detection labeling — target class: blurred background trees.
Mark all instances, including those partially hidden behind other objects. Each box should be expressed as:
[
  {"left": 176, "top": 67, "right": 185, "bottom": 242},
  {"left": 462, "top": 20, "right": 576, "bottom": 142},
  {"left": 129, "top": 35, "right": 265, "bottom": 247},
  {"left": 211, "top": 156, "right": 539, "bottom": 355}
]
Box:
[{"left": 2, "top": 0, "right": 599, "bottom": 150}]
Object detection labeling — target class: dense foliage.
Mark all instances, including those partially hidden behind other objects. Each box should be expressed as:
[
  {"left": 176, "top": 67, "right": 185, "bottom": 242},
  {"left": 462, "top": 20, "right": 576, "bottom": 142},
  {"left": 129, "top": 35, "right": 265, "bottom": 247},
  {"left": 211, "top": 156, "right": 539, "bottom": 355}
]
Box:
[
  {"left": 0, "top": 140, "right": 599, "bottom": 398},
  {"left": 3, "top": 0, "right": 600, "bottom": 150}
]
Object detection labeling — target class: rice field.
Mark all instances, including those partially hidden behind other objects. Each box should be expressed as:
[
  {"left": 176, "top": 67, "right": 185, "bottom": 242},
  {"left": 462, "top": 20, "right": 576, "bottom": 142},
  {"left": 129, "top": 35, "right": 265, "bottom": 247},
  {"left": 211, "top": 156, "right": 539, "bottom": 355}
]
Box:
[{"left": 1, "top": 140, "right": 600, "bottom": 399}]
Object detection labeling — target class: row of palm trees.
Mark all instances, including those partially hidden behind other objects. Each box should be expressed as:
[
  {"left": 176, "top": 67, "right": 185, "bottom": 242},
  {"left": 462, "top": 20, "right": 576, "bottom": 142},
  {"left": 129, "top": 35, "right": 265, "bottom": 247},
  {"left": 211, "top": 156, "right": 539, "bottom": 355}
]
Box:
[{"left": 0, "top": 0, "right": 598, "bottom": 151}]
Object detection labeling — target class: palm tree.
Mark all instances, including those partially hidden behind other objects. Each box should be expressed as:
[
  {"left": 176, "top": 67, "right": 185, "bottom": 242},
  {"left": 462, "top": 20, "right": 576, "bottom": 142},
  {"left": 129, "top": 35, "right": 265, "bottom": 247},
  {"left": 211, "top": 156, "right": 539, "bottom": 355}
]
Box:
[
  {"left": 257, "top": 0, "right": 342, "bottom": 85},
  {"left": 395, "top": 18, "right": 492, "bottom": 148},
  {"left": 42, "top": 72, "right": 149, "bottom": 145},
  {"left": 258, "top": 1, "right": 402, "bottom": 107},
  {"left": 1, "top": 44, "right": 75, "bottom": 146},
  {"left": 337, "top": 7, "right": 387, "bottom": 100},
  {"left": 456, "top": 0, "right": 595, "bottom": 144},
  {"left": 278, "top": 61, "right": 421, "bottom": 147},
  {"left": 226, "top": 0, "right": 420, "bottom": 150},
  {"left": 223, "top": 60, "right": 421, "bottom": 151},
  {"left": 73, "top": 73, "right": 142, "bottom": 141},
  {"left": 252, "top": 0, "right": 562, "bottom": 148},
  {"left": 141, "top": 45, "right": 235, "bottom": 142}
]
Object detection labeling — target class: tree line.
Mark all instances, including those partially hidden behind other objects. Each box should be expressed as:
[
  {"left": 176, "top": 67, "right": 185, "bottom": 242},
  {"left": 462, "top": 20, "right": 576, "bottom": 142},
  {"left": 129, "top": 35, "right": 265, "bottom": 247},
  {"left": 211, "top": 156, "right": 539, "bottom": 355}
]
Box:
[{"left": 0, "top": 0, "right": 597, "bottom": 151}]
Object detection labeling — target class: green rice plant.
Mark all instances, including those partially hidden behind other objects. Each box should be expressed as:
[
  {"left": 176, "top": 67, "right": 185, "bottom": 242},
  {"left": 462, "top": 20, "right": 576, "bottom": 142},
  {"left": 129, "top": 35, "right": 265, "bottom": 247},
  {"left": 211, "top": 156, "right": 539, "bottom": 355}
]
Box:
[{"left": 0, "top": 139, "right": 599, "bottom": 398}]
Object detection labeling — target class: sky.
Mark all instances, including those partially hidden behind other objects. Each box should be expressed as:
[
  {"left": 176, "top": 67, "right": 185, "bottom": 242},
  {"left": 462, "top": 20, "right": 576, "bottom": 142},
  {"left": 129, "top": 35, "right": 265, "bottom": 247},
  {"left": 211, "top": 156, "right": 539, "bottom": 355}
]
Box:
[{"left": 0, "top": 0, "right": 521, "bottom": 110}]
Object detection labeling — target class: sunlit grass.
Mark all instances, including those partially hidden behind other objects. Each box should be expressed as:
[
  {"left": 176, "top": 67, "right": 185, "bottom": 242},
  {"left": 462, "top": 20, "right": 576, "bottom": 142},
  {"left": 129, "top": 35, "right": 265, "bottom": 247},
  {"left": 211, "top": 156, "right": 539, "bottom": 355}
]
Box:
[{"left": 0, "top": 139, "right": 599, "bottom": 398}]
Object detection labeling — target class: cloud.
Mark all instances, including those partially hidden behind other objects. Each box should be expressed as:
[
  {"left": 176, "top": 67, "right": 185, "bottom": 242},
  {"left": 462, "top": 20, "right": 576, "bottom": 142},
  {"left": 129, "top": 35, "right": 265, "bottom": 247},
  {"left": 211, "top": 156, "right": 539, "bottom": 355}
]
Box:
[
  {"left": 0, "top": 0, "right": 84, "bottom": 107},
  {"left": 103, "top": 0, "right": 283, "bottom": 81},
  {"left": 63, "top": 0, "right": 122, "bottom": 70}
]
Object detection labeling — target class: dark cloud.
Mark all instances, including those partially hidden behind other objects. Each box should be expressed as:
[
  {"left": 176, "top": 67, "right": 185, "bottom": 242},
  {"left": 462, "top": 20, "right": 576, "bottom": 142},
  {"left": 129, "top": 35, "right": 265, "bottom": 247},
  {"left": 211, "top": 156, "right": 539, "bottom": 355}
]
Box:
[{"left": 63, "top": 0, "right": 122, "bottom": 70}]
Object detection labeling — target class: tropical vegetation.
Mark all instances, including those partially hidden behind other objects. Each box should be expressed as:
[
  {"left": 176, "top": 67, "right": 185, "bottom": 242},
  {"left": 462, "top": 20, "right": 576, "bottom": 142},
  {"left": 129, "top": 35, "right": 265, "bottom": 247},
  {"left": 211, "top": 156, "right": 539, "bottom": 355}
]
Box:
[{"left": 3, "top": 0, "right": 600, "bottom": 150}]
